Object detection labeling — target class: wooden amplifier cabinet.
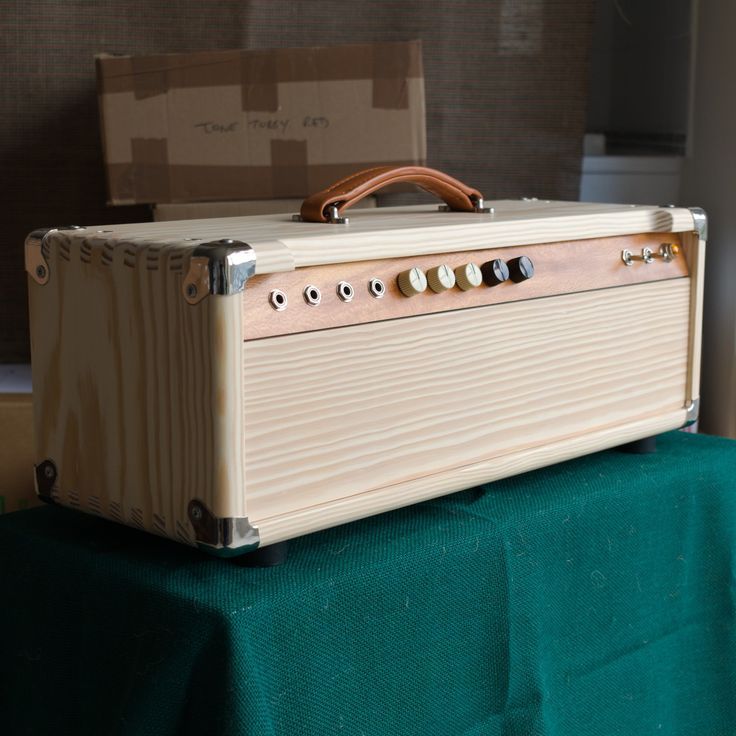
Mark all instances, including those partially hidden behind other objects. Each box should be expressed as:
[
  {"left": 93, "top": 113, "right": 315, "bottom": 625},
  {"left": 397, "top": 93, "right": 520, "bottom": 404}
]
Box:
[{"left": 26, "top": 200, "right": 705, "bottom": 555}]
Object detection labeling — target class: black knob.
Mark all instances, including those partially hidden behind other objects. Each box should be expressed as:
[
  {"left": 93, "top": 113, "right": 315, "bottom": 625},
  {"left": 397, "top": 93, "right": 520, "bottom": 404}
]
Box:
[
  {"left": 481, "top": 259, "right": 509, "bottom": 286},
  {"left": 507, "top": 256, "right": 534, "bottom": 282}
]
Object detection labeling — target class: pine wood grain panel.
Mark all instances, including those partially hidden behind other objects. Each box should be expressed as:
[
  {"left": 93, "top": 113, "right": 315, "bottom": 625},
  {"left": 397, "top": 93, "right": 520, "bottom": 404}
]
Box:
[
  {"left": 255, "top": 407, "right": 687, "bottom": 546},
  {"left": 71, "top": 202, "right": 698, "bottom": 276},
  {"left": 28, "top": 231, "right": 245, "bottom": 544},
  {"left": 685, "top": 233, "right": 706, "bottom": 404},
  {"left": 242, "top": 279, "right": 691, "bottom": 523},
  {"left": 242, "top": 233, "right": 688, "bottom": 339}
]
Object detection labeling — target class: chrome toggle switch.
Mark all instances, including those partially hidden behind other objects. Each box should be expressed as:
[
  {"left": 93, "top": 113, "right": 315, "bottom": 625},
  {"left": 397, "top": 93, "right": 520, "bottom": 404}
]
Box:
[{"left": 622, "top": 243, "right": 679, "bottom": 266}]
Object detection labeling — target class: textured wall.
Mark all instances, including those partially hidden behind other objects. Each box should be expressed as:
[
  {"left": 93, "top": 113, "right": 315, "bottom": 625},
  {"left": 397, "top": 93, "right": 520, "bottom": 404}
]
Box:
[
  {"left": 680, "top": 0, "right": 736, "bottom": 438},
  {"left": 1, "top": 0, "right": 593, "bottom": 361}
]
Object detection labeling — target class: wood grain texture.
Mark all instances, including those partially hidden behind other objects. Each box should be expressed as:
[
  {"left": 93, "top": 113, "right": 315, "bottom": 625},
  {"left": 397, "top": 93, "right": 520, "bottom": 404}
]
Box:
[
  {"left": 26, "top": 203, "right": 701, "bottom": 552},
  {"left": 685, "top": 233, "right": 706, "bottom": 405},
  {"left": 242, "top": 233, "right": 688, "bottom": 339},
  {"left": 242, "top": 279, "right": 691, "bottom": 525},
  {"left": 72, "top": 201, "right": 698, "bottom": 276},
  {"left": 256, "top": 407, "right": 687, "bottom": 546},
  {"left": 28, "top": 231, "right": 244, "bottom": 545}
]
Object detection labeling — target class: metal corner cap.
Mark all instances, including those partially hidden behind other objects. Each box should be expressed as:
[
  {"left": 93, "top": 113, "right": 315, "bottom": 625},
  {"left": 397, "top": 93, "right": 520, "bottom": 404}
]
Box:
[
  {"left": 689, "top": 207, "right": 708, "bottom": 240},
  {"left": 25, "top": 229, "right": 54, "bottom": 285},
  {"left": 684, "top": 398, "right": 700, "bottom": 427},
  {"left": 188, "top": 499, "right": 260, "bottom": 555},
  {"left": 33, "top": 459, "right": 58, "bottom": 503},
  {"left": 25, "top": 227, "right": 54, "bottom": 246},
  {"left": 193, "top": 239, "right": 256, "bottom": 297}
]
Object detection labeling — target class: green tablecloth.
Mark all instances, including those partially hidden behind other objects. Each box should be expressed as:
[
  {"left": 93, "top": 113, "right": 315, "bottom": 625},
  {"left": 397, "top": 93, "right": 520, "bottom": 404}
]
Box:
[{"left": 1, "top": 431, "right": 735, "bottom": 736}]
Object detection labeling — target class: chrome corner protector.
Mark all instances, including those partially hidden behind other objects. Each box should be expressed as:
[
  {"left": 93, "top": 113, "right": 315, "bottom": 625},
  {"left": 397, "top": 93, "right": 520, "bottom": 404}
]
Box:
[
  {"left": 183, "top": 239, "right": 256, "bottom": 304},
  {"left": 25, "top": 228, "right": 53, "bottom": 285},
  {"left": 689, "top": 207, "right": 708, "bottom": 240},
  {"left": 26, "top": 227, "right": 53, "bottom": 245},
  {"left": 25, "top": 226, "right": 86, "bottom": 285},
  {"left": 683, "top": 398, "right": 700, "bottom": 427},
  {"left": 187, "top": 499, "right": 260, "bottom": 555},
  {"left": 33, "top": 459, "right": 58, "bottom": 503}
]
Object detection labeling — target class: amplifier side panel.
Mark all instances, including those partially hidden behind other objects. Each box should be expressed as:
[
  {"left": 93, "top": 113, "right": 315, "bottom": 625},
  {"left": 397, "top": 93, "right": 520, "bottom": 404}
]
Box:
[
  {"left": 26, "top": 231, "right": 245, "bottom": 547},
  {"left": 242, "top": 278, "right": 691, "bottom": 537}
]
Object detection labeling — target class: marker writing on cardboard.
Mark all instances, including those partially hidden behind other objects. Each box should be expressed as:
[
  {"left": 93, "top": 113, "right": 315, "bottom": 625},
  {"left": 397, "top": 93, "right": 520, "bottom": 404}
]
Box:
[
  {"left": 194, "top": 118, "right": 331, "bottom": 135},
  {"left": 246, "top": 118, "right": 330, "bottom": 131},
  {"left": 247, "top": 119, "right": 290, "bottom": 133},
  {"left": 302, "top": 116, "right": 329, "bottom": 129},
  {"left": 194, "top": 121, "right": 239, "bottom": 134}
]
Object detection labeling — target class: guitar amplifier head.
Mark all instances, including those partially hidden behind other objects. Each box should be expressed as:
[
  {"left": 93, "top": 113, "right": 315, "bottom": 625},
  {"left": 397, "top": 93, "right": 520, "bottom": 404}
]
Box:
[{"left": 26, "top": 167, "right": 706, "bottom": 556}]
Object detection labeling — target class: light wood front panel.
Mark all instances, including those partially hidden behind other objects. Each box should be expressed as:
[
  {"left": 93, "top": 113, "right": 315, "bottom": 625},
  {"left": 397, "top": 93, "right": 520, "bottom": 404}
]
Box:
[
  {"left": 242, "top": 233, "right": 688, "bottom": 339},
  {"left": 256, "top": 408, "right": 686, "bottom": 546},
  {"left": 242, "top": 279, "right": 691, "bottom": 524}
]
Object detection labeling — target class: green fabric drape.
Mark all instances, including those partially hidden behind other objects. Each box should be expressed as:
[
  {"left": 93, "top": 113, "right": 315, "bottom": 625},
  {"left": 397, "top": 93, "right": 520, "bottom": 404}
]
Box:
[{"left": 1, "top": 430, "right": 734, "bottom": 735}]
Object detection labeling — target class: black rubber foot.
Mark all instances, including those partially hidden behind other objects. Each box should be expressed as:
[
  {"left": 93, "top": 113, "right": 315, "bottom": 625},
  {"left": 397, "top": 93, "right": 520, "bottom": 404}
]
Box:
[
  {"left": 617, "top": 435, "right": 657, "bottom": 454},
  {"left": 233, "top": 541, "right": 289, "bottom": 567}
]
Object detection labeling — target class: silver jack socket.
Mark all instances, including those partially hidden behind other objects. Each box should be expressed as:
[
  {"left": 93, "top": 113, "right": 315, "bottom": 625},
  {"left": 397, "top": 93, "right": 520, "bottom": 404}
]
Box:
[
  {"left": 337, "top": 281, "right": 354, "bottom": 302},
  {"left": 368, "top": 278, "right": 386, "bottom": 298},
  {"left": 269, "top": 289, "right": 287, "bottom": 311},
  {"left": 303, "top": 285, "right": 322, "bottom": 306}
]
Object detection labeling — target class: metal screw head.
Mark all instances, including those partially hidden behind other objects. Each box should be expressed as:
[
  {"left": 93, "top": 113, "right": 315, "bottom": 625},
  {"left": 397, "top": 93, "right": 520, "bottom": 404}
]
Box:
[
  {"left": 186, "top": 283, "right": 198, "bottom": 299},
  {"left": 190, "top": 503, "right": 203, "bottom": 521},
  {"left": 43, "top": 464, "right": 55, "bottom": 479},
  {"left": 35, "top": 265, "right": 47, "bottom": 279}
]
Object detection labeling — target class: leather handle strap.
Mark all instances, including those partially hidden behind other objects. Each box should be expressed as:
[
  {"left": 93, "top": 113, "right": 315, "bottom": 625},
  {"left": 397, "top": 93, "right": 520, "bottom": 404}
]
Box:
[{"left": 299, "top": 165, "right": 485, "bottom": 223}]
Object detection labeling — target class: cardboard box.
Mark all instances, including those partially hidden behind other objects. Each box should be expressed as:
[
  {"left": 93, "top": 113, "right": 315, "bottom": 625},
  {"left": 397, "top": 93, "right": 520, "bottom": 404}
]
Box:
[
  {"left": 96, "top": 41, "right": 426, "bottom": 205},
  {"left": 152, "top": 196, "right": 376, "bottom": 221},
  {"left": 0, "top": 393, "right": 38, "bottom": 514}
]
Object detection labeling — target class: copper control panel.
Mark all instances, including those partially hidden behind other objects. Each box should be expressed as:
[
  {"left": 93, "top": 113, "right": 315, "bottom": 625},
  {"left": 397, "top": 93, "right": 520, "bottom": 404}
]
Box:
[{"left": 241, "top": 233, "right": 688, "bottom": 341}]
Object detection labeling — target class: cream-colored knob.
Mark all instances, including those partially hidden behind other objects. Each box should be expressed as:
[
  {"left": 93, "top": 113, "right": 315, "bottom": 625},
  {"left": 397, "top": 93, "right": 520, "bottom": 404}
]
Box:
[
  {"left": 454, "top": 263, "right": 482, "bottom": 291},
  {"left": 397, "top": 267, "right": 428, "bottom": 297},
  {"left": 427, "top": 264, "right": 456, "bottom": 293}
]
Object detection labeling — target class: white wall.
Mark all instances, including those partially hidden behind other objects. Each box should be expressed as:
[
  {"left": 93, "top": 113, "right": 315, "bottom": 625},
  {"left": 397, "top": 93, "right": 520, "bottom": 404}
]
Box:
[{"left": 680, "top": 0, "right": 736, "bottom": 437}]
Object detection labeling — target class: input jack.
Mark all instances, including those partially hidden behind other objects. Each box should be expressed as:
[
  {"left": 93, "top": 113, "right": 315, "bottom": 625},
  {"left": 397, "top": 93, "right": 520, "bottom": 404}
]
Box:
[
  {"left": 337, "top": 281, "right": 354, "bottom": 302},
  {"left": 303, "top": 285, "right": 322, "bottom": 306},
  {"left": 368, "top": 278, "right": 386, "bottom": 298},
  {"left": 269, "top": 289, "right": 288, "bottom": 311}
]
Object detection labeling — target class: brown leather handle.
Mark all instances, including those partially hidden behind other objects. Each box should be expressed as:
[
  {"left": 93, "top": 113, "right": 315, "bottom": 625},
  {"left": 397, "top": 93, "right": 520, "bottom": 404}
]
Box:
[{"left": 299, "top": 165, "right": 485, "bottom": 223}]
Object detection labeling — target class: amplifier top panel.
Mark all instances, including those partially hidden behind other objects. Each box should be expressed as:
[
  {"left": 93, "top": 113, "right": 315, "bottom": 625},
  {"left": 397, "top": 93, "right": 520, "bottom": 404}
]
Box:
[{"left": 32, "top": 201, "right": 700, "bottom": 277}]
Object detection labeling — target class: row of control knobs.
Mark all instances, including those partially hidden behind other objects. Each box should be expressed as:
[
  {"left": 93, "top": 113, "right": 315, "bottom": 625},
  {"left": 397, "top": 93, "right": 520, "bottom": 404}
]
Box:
[{"left": 397, "top": 257, "right": 535, "bottom": 297}]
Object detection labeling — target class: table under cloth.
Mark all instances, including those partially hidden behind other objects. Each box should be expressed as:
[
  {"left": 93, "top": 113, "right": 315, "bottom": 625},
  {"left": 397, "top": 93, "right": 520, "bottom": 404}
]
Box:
[{"left": 1, "top": 430, "right": 735, "bottom": 735}]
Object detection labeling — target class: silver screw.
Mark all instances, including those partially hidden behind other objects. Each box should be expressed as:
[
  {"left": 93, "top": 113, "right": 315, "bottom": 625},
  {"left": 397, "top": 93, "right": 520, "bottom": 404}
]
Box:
[
  {"left": 190, "top": 503, "right": 203, "bottom": 521},
  {"left": 36, "top": 265, "right": 47, "bottom": 279},
  {"left": 186, "top": 283, "right": 198, "bottom": 299}
]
